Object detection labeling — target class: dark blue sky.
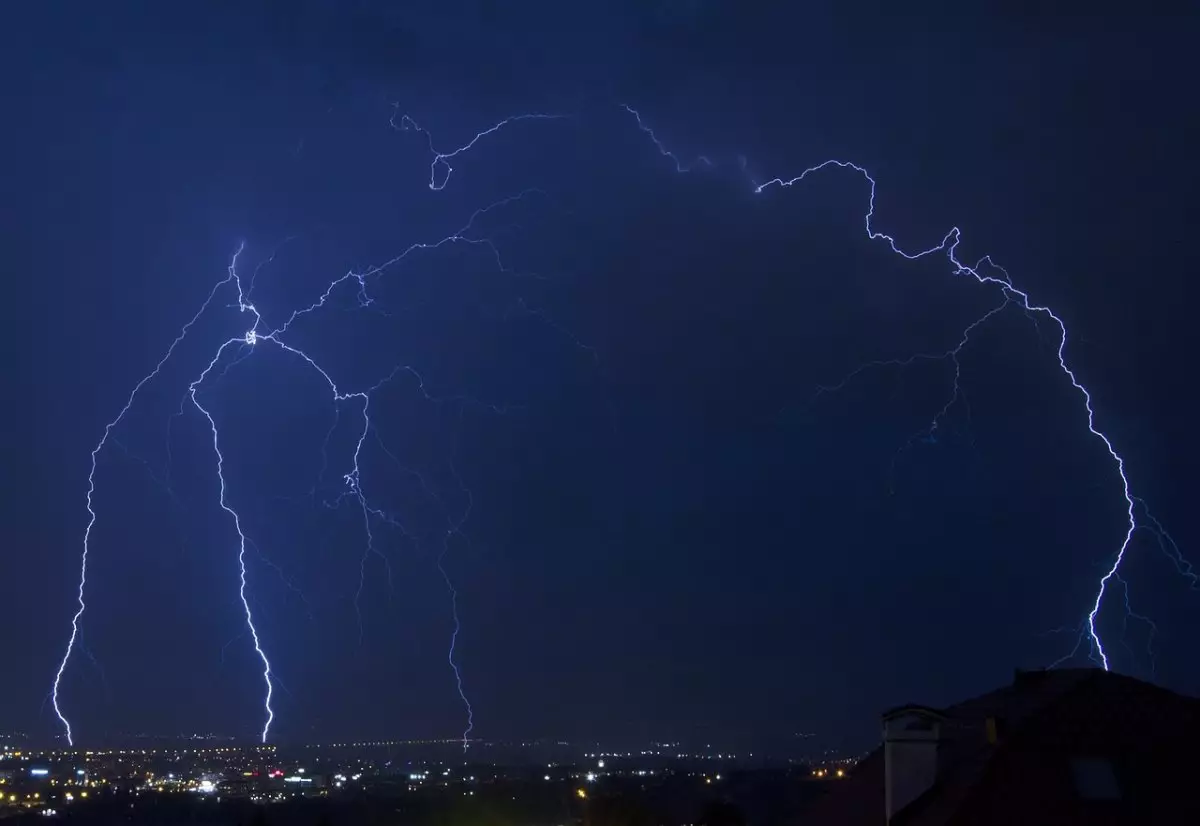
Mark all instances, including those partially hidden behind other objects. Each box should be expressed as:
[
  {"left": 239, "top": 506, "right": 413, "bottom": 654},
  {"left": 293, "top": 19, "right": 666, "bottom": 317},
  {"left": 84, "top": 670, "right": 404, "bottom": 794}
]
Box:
[{"left": 3, "top": 1, "right": 1197, "bottom": 752}]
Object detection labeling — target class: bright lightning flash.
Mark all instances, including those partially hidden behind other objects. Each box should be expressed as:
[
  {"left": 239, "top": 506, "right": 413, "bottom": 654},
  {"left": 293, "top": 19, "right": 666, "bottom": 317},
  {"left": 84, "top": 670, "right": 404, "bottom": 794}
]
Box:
[
  {"left": 51, "top": 118, "right": 551, "bottom": 746},
  {"left": 53, "top": 100, "right": 1188, "bottom": 749},
  {"left": 51, "top": 269, "right": 237, "bottom": 747}
]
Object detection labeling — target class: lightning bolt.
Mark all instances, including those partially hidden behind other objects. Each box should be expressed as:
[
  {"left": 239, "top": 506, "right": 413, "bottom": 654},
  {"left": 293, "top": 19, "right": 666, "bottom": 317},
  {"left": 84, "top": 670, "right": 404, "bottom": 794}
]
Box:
[
  {"left": 366, "top": 425, "right": 477, "bottom": 752},
  {"left": 812, "top": 293, "right": 1012, "bottom": 491},
  {"left": 621, "top": 104, "right": 713, "bottom": 173},
  {"left": 200, "top": 192, "right": 527, "bottom": 740},
  {"left": 1136, "top": 497, "right": 1198, "bottom": 590},
  {"left": 758, "top": 163, "right": 1135, "bottom": 670},
  {"left": 438, "top": 459, "right": 475, "bottom": 752},
  {"left": 1114, "top": 574, "right": 1158, "bottom": 680},
  {"left": 59, "top": 96, "right": 1183, "bottom": 747},
  {"left": 392, "top": 107, "right": 567, "bottom": 191},
  {"left": 51, "top": 264, "right": 241, "bottom": 746},
  {"left": 622, "top": 104, "right": 1191, "bottom": 672},
  {"left": 53, "top": 176, "right": 541, "bottom": 743},
  {"left": 188, "top": 335, "right": 275, "bottom": 743}
]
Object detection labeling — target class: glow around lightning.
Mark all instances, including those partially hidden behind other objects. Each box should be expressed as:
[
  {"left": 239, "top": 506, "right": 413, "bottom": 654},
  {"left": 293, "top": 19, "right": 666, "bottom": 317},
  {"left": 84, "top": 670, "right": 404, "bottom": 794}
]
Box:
[
  {"left": 53, "top": 100, "right": 1184, "bottom": 745},
  {"left": 50, "top": 113, "right": 552, "bottom": 745}
]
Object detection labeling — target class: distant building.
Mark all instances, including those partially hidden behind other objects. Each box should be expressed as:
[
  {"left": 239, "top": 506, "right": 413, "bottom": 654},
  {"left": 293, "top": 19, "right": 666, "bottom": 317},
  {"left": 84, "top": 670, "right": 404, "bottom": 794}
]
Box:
[{"left": 803, "top": 668, "right": 1200, "bottom": 825}]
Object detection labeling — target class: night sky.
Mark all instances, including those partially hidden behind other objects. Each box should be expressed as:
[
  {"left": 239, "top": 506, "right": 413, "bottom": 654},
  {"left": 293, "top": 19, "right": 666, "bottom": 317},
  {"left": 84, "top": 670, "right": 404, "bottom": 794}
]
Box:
[{"left": 3, "top": 1, "right": 1197, "bottom": 752}]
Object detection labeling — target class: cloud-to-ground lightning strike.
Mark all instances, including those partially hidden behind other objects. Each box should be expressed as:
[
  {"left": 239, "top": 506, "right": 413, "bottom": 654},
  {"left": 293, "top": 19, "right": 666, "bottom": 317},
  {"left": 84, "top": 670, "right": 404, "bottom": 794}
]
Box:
[
  {"left": 618, "top": 106, "right": 1192, "bottom": 672},
  {"left": 55, "top": 98, "right": 1189, "bottom": 746},
  {"left": 437, "top": 460, "right": 475, "bottom": 751},
  {"left": 189, "top": 335, "right": 276, "bottom": 743},
  {"left": 755, "top": 162, "right": 1140, "bottom": 669},
  {"left": 438, "top": 554, "right": 473, "bottom": 750},
  {"left": 53, "top": 159, "right": 540, "bottom": 743},
  {"left": 51, "top": 266, "right": 243, "bottom": 746}
]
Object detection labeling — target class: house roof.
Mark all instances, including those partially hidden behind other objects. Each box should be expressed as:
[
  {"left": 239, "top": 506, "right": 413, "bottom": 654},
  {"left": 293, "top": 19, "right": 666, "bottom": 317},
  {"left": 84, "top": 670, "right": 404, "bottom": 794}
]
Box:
[{"left": 801, "top": 668, "right": 1200, "bottom": 826}]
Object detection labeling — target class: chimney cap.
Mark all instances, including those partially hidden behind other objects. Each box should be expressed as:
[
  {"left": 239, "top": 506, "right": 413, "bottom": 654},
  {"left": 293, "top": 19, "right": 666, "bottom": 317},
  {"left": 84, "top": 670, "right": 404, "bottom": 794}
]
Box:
[{"left": 881, "top": 704, "right": 946, "bottom": 723}]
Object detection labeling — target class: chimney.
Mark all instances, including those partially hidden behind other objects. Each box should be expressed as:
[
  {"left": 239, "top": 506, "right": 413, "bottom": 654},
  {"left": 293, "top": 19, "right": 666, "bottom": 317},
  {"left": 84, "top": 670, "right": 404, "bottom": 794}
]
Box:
[{"left": 881, "top": 705, "right": 945, "bottom": 822}]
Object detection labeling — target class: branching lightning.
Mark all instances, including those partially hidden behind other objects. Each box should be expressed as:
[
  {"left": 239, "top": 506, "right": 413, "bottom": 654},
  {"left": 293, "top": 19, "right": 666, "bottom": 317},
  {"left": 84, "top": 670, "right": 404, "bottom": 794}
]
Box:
[
  {"left": 438, "top": 460, "right": 475, "bottom": 751},
  {"left": 52, "top": 124, "right": 549, "bottom": 745},
  {"left": 620, "top": 105, "right": 1193, "bottom": 673},
  {"left": 189, "top": 334, "right": 276, "bottom": 743},
  {"left": 51, "top": 268, "right": 240, "bottom": 746},
  {"left": 813, "top": 294, "right": 1012, "bottom": 490},
  {"left": 756, "top": 164, "right": 1135, "bottom": 670},
  {"left": 1136, "top": 497, "right": 1199, "bottom": 590},
  {"left": 391, "top": 107, "right": 567, "bottom": 191},
  {"left": 1114, "top": 574, "right": 1158, "bottom": 679},
  {"left": 621, "top": 104, "right": 712, "bottom": 173},
  {"left": 54, "top": 97, "right": 1189, "bottom": 748}
]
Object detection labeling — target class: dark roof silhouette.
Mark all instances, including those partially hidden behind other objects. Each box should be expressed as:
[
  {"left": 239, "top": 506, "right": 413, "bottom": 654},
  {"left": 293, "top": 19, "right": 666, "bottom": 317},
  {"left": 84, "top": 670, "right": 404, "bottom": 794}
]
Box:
[{"left": 803, "top": 668, "right": 1200, "bottom": 825}]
